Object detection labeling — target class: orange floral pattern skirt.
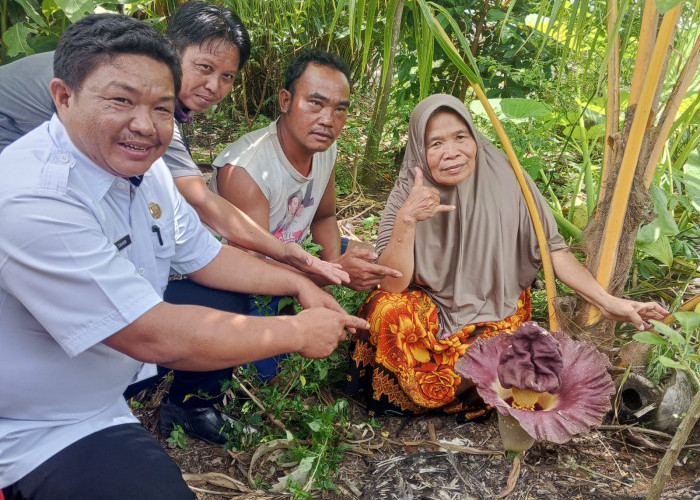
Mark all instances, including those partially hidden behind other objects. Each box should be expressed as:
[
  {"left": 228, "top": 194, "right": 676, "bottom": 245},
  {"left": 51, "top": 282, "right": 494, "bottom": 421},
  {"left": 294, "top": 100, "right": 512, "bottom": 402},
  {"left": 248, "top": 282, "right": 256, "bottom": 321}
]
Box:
[{"left": 346, "top": 288, "right": 531, "bottom": 418}]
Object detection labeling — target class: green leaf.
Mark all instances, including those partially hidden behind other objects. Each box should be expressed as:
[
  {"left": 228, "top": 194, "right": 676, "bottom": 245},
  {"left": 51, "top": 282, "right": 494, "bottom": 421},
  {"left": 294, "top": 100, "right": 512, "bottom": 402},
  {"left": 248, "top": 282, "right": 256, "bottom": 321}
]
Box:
[
  {"left": 673, "top": 312, "right": 700, "bottom": 334},
  {"left": 418, "top": 0, "right": 481, "bottom": 87},
  {"left": 307, "top": 419, "right": 322, "bottom": 432},
  {"left": 633, "top": 331, "right": 668, "bottom": 347},
  {"left": 636, "top": 235, "right": 673, "bottom": 267},
  {"left": 650, "top": 320, "right": 677, "bottom": 337},
  {"left": 636, "top": 185, "right": 679, "bottom": 244},
  {"left": 54, "top": 0, "right": 98, "bottom": 22},
  {"left": 486, "top": 9, "right": 506, "bottom": 21},
  {"left": 650, "top": 320, "right": 685, "bottom": 348},
  {"left": 2, "top": 24, "right": 37, "bottom": 58},
  {"left": 499, "top": 98, "right": 552, "bottom": 122},
  {"left": 15, "top": 0, "right": 47, "bottom": 27},
  {"left": 682, "top": 149, "right": 700, "bottom": 211},
  {"left": 469, "top": 98, "right": 503, "bottom": 120},
  {"left": 657, "top": 355, "right": 685, "bottom": 370},
  {"left": 654, "top": 0, "right": 684, "bottom": 14},
  {"left": 586, "top": 123, "right": 606, "bottom": 142}
]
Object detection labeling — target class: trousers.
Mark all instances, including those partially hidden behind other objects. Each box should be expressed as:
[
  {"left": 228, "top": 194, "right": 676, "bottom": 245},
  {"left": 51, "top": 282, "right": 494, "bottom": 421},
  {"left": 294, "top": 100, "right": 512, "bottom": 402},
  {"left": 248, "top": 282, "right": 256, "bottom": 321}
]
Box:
[
  {"left": 163, "top": 278, "right": 250, "bottom": 407},
  {"left": 1, "top": 424, "right": 194, "bottom": 500}
]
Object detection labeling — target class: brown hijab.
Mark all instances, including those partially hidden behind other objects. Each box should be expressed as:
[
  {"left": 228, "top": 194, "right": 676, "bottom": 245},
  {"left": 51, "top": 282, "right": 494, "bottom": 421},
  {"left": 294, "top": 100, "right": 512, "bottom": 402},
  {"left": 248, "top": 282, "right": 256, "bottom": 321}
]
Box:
[{"left": 376, "top": 94, "right": 567, "bottom": 337}]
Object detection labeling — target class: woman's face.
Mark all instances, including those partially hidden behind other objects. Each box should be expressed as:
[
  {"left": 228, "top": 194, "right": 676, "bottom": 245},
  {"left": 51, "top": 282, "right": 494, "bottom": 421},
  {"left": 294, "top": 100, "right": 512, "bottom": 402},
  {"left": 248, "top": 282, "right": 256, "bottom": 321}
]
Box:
[
  {"left": 287, "top": 196, "right": 300, "bottom": 215},
  {"left": 423, "top": 109, "right": 477, "bottom": 186}
]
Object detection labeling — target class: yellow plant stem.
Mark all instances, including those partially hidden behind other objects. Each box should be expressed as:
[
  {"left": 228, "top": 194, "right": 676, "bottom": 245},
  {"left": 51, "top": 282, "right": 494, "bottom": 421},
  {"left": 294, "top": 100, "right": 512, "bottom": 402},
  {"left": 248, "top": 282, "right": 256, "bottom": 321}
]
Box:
[
  {"left": 662, "top": 295, "right": 700, "bottom": 325},
  {"left": 601, "top": 0, "right": 621, "bottom": 205},
  {"left": 587, "top": 5, "right": 682, "bottom": 326},
  {"left": 628, "top": 1, "right": 659, "bottom": 108},
  {"left": 644, "top": 35, "right": 700, "bottom": 189}
]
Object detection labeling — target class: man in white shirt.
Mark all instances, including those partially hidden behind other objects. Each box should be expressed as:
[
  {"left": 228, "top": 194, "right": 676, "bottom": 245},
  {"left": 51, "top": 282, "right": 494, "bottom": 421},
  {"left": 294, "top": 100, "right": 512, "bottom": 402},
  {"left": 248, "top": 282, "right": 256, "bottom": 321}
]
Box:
[
  {"left": 0, "top": 14, "right": 366, "bottom": 500},
  {"left": 212, "top": 49, "right": 402, "bottom": 291},
  {"left": 0, "top": 1, "right": 352, "bottom": 446}
]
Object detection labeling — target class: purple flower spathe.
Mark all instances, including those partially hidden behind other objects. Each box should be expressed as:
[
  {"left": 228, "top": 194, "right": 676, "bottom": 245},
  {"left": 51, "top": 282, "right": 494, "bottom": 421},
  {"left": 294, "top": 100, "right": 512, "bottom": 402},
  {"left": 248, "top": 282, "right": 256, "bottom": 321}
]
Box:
[
  {"left": 455, "top": 329, "right": 614, "bottom": 444},
  {"left": 498, "top": 321, "right": 564, "bottom": 393}
]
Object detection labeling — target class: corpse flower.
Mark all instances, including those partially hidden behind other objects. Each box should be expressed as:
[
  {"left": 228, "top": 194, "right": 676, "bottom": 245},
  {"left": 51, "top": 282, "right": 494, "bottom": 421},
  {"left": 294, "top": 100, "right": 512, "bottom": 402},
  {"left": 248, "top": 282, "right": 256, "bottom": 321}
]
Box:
[{"left": 455, "top": 321, "right": 615, "bottom": 452}]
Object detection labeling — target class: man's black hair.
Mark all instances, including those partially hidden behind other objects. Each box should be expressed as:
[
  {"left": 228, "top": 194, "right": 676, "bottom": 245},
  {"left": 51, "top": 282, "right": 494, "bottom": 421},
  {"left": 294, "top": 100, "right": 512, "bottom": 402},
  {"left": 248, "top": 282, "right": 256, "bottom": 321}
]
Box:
[
  {"left": 54, "top": 14, "right": 182, "bottom": 96},
  {"left": 166, "top": 0, "right": 251, "bottom": 70},
  {"left": 284, "top": 48, "right": 351, "bottom": 97}
]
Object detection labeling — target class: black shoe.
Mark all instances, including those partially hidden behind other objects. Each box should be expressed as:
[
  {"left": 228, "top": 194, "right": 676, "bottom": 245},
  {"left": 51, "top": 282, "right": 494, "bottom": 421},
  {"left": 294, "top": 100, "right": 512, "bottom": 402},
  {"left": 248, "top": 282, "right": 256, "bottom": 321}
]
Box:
[{"left": 158, "top": 398, "right": 230, "bottom": 445}]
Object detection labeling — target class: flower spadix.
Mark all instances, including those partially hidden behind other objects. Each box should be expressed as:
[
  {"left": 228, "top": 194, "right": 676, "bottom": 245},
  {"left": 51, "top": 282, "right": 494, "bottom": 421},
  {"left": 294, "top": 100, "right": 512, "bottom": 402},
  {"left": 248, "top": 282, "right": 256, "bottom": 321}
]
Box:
[{"left": 455, "top": 321, "right": 614, "bottom": 445}]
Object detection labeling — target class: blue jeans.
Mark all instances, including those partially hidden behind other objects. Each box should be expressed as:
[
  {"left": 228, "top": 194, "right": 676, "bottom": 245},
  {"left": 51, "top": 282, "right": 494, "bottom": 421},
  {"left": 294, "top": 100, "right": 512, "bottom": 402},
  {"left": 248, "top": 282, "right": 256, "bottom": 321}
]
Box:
[
  {"left": 247, "top": 237, "right": 350, "bottom": 381},
  {"left": 247, "top": 295, "right": 290, "bottom": 381}
]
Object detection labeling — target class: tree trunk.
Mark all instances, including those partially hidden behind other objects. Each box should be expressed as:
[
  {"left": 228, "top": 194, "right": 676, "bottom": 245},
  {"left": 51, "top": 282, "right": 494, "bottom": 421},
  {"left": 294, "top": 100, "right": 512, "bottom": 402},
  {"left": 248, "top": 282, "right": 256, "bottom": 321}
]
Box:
[
  {"left": 646, "top": 384, "right": 700, "bottom": 500},
  {"left": 570, "top": 5, "right": 682, "bottom": 349}
]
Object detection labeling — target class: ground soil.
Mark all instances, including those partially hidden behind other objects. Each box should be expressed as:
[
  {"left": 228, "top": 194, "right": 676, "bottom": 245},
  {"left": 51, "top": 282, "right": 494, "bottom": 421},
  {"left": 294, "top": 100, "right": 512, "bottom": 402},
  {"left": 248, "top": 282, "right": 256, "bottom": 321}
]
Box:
[{"left": 132, "top": 381, "right": 699, "bottom": 500}]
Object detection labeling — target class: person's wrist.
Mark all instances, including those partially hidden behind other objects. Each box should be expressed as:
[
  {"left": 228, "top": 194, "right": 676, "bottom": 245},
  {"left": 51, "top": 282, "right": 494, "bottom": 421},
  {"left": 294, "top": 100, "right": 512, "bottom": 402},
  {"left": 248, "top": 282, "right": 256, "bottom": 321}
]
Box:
[
  {"left": 277, "top": 240, "right": 291, "bottom": 262},
  {"left": 293, "top": 275, "right": 315, "bottom": 298},
  {"left": 278, "top": 314, "right": 305, "bottom": 353},
  {"left": 594, "top": 289, "right": 614, "bottom": 309},
  {"left": 398, "top": 208, "right": 418, "bottom": 225}
]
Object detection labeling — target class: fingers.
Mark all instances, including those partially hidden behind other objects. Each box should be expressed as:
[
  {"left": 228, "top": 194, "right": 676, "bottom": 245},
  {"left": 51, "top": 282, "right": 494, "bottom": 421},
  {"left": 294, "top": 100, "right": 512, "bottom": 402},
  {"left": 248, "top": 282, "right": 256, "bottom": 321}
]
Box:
[
  {"left": 285, "top": 242, "right": 350, "bottom": 284},
  {"left": 627, "top": 306, "right": 651, "bottom": 330},
  {"left": 346, "top": 246, "right": 379, "bottom": 261},
  {"left": 346, "top": 264, "right": 402, "bottom": 291},
  {"left": 353, "top": 259, "right": 402, "bottom": 280},
  {"left": 435, "top": 204, "right": 456, "bottom": 213},
  {"left": 414, "top": 167, "right": 424, "bottom": 187},
  {"left": 369, "top": 262, "right": 402, "bottom": 278},
  {"left": 311, "top": 258, "right": 350, "bottom": 284},
  {"left": 404, "top": 183, "right": 452, "bottom": 221},
  {"left": 633, "top": 301, "right": 670, "bottom": 322},
  {"left": 600, "top": 298, "right": 670, "bottom": 331},
  {"left": 344, "top": 314, "right": 370, "bottom": 331},
  {"left": 296, "top": 310, "right": 368, "bottom": 358},
  {"left": 632, "top": 314, "right": 650, "bottom": 331}
]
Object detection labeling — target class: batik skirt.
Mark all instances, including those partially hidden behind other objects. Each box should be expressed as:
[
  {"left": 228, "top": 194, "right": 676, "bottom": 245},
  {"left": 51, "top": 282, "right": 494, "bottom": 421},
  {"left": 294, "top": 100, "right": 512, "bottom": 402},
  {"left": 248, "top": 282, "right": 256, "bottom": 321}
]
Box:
[{"left": 346, "top": 288, "right": 531, "bottom": 419}]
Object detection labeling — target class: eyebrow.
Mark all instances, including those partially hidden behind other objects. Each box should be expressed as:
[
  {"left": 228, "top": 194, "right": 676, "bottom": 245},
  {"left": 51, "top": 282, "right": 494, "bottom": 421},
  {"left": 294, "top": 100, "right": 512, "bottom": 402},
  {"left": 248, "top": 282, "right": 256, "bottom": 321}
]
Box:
[
  {"left": 191, "top": 56, "right": 237, "bottom": 74},
  {"left": 105, "top": 81, "right": 176, "bottom": 102},
  {"left": 425, "top": 127, "right": 471, "bottom": 144},
  {"left": 309, "top": 91, "right": 350, "bottom": 108}
]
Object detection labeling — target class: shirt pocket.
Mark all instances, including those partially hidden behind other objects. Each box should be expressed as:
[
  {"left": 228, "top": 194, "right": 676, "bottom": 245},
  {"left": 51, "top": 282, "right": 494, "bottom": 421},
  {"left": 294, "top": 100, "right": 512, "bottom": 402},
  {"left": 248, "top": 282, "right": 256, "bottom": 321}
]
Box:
[{"left": 151, "top": 220, "right": 176, "bottom": 283}]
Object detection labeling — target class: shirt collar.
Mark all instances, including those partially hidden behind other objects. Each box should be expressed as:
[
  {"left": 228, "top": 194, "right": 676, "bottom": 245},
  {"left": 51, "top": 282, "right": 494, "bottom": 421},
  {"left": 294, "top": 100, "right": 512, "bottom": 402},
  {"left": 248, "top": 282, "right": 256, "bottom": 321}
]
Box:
[
  {"left": 175, "top": 100, "right": 194, "bottom": 124},
  {"left": 47, "top": 114, "right": 152, "bottom": 201}
]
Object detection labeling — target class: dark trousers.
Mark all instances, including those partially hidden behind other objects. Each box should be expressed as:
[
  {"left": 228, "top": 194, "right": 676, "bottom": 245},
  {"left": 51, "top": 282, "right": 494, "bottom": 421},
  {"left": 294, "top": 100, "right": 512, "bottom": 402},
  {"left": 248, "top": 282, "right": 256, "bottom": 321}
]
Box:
[
  {"left": 2, "top": 424, "right": 194, "bottom": 500},
  {"left": 163, "top": 278, "right": 249, "bottom": 408}
]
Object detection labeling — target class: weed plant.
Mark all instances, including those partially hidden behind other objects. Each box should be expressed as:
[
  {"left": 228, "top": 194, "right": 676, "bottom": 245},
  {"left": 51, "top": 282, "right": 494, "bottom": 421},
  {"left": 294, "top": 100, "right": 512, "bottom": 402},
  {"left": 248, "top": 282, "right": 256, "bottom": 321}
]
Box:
[{"left": 222, "top": 234, "right": 371, "bottom": 494}]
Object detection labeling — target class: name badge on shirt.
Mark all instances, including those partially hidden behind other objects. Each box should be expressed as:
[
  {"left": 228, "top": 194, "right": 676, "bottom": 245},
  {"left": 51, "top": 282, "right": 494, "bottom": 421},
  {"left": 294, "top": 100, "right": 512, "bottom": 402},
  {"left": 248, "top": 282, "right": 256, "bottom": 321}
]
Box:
[{"left": 115, "top": 234, "right": 132, "bottom": 251}]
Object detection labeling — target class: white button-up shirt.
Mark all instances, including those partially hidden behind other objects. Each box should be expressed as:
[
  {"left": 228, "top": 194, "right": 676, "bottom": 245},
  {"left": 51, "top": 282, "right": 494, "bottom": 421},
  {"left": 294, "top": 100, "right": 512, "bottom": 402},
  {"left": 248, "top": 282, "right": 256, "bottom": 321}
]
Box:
[{"left": 0, "top": 115, "right": 221, "bottom": 487}]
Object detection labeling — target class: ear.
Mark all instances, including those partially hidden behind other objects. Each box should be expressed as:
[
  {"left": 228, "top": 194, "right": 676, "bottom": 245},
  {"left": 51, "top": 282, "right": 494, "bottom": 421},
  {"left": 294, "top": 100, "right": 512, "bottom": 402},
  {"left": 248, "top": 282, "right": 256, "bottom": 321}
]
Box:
[
  {"left": 279, "top": 88, "right": 291, "bottom": 113},
  {"left": 49, "top": 78, "right": 75, "bottom": 112}
]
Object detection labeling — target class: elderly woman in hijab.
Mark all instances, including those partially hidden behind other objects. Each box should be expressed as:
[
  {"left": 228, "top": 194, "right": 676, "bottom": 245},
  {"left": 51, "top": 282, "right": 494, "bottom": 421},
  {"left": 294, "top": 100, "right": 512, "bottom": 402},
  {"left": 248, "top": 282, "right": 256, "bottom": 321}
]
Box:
[{"left": 346, "top": 94, "right": 668, "bottom": 418}]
